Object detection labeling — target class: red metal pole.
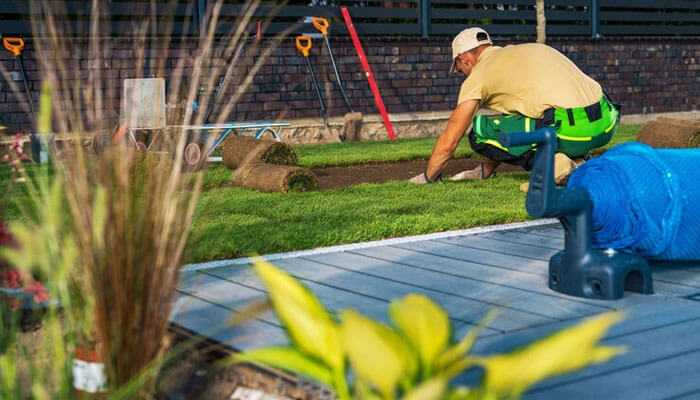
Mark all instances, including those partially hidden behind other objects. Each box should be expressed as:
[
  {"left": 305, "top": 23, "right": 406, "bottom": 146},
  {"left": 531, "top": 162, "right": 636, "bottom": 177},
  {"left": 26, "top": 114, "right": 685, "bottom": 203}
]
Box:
[{"left": 340, "top": 6, "right": 397, "bottom": 140}]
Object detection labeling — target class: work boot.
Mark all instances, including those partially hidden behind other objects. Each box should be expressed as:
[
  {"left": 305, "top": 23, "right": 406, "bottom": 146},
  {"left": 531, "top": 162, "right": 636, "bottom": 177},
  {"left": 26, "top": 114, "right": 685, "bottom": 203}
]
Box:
[
  {"left": 554, "top": 153, "right": 577, "bottom": 185},
  {"left": 520, "top": 153, "right": 578, "bottom": 193}
]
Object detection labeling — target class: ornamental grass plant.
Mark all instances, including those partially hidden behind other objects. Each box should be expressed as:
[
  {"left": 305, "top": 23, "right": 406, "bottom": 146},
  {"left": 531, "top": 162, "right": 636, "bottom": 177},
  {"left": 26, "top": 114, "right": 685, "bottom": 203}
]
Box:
[{"left": 0, "top": 0, "right": 287, "bottom": 396}]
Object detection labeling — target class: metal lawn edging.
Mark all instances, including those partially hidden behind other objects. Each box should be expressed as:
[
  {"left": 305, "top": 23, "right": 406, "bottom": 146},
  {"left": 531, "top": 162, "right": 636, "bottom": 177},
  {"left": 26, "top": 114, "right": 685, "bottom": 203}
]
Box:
[{"left": 182, "top": 218, "right": 558, "bottom": 273}]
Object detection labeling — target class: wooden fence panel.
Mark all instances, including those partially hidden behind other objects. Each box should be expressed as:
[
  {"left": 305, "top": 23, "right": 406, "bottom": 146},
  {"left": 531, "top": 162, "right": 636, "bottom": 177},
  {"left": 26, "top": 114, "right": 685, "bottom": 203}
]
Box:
[
  {"left": 599, "top": 0, "right": 700, "bottom": 36},
  {"left": 1, "top": 0, "right": 699, "bottom": 38}
]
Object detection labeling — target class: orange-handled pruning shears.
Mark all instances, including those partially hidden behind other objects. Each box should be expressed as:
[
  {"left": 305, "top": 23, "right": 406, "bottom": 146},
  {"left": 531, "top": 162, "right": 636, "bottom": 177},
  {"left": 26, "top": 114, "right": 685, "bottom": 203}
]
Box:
[
  {"left": 311, "top": 17, "right": 330, "bottom": 37},
  {"left": 295, "top": 35, "right": 312, "bottom": 57},
  {"left": 2, "top": 36, "right": 25, "bottom": 57}
]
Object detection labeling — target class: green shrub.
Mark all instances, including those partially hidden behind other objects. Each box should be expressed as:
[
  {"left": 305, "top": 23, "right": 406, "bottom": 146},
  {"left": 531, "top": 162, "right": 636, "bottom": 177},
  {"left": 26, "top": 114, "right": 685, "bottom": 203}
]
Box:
[{"left": 232, "top": 260, "right": 625, "bottom": 400}]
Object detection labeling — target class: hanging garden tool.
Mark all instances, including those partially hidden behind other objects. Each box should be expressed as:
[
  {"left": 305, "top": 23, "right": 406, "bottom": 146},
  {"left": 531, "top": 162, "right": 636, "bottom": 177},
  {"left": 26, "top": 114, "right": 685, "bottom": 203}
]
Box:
[
  {"left": 311, "top": 17, "right": 353, "bottom": 113},
  {"left": 2, "top": 35, "right": 46, "bottom": 162},
  {"left": 296, "top": 35, "right": 328, "bottom": 125},
  {"left": 2, "top": 36, "right": 34, "bottom": 118}
]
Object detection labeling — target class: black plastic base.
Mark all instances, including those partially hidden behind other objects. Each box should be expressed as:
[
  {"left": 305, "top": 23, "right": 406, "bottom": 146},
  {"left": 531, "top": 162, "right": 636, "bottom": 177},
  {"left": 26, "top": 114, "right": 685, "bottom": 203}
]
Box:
[
  {"left": 549, "top": 249, "right": 654, "bottom": 300},
  {"left": 500, "top": 128, "right": 656, "bottom": 301}
]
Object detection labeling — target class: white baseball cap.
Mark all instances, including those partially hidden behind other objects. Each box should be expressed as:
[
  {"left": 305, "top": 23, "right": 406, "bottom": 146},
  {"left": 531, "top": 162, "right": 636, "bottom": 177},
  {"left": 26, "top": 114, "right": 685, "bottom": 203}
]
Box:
[{"left": 451, "top": 27, "right": 492, "bottom": 73}]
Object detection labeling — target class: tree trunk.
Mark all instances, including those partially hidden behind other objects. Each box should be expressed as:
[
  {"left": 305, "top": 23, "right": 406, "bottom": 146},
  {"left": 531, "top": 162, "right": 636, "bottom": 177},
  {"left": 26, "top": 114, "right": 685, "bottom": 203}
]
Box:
[{"left": 536, "top": 0, "right": 546, "bottom": 44}]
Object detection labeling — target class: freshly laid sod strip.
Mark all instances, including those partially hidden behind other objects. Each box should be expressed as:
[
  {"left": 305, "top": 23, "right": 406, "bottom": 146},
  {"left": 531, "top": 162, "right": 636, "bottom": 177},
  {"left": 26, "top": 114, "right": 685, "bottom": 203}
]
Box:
[
  {"left": 187, "top": 173, "right": 530, "bottom": 262},
  {"left": 201, "top": 124, "right": 641, "bottom": 189},
  {"left": 208, "top": 135, "right": 458, "bottom": 165},
  {"left": 232, "top": 163, "right": 318, "bottom": 193},
  {"left": 221, "top": 135, "right": 297, "bottom": 169},
  {"left": 608, "top": 124, "right": 640, "bottom": 146},
  {"left": 295, "top": 137, "right": 474, "bottom": 168}
]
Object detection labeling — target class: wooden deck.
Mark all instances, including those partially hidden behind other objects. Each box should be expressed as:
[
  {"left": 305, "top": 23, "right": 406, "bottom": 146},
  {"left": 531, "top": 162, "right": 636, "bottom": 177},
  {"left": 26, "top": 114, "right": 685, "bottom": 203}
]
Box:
[{"left": 172, "top": 222, "right": 700, "bottom": 399}]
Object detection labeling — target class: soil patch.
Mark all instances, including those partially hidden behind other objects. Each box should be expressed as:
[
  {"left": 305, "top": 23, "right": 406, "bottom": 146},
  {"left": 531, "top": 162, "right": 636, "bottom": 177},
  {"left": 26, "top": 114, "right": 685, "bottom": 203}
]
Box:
[
  {"left": 157, "top": 329, "right": 330, "bottom": 400},
  {"left": 311, "top": 158, "right": 523, "bottom": 191}
]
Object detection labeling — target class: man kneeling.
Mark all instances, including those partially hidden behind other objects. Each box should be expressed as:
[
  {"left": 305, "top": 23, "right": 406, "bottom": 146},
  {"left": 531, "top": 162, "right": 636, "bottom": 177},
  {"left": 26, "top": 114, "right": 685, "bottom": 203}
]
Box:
[{"left": 410, "top": 27, "right": 619, "bottom": 184}]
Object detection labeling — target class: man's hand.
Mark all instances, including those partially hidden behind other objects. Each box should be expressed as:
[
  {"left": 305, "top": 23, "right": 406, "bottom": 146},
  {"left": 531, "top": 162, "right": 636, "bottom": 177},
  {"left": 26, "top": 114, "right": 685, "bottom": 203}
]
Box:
[{"left": 408, "top": 173, "right": 429, "bottom": 184}]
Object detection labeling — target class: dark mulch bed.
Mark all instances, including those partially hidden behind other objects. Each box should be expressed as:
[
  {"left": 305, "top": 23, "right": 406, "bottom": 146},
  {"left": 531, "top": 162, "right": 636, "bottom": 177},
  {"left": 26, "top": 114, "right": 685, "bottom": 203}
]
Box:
[
  {"left": 311, "top": 158, "right": 523, "bottom": 191},
  {"left": 157, "top": 330, "right": 331, "bottom": 400},
  {"left": 12, "top": 324, "right": 326, "bottom": 400}
]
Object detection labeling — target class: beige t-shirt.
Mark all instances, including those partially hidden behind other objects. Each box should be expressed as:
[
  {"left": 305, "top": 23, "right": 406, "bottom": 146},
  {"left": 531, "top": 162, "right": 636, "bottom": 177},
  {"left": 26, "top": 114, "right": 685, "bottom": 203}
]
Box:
[{"left": 457, "top": 43, "right": 603, "bottom": 118}]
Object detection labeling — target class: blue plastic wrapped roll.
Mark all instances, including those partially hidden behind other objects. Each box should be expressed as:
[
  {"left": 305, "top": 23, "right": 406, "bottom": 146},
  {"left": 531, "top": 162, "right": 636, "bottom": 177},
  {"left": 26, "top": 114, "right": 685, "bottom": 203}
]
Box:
[{"left": 567, "top": 142, "right": 700, "bottom": 261}]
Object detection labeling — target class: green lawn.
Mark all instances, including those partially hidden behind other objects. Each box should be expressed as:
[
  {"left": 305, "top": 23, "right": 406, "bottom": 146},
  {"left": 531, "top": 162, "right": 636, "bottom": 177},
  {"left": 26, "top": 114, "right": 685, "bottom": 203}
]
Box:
[
  {"left": 295, "top": 137, "right": 474, "bottom": 168},
  {"left": 0, "top": 164, "right": 53, "bottom": 221},
  {"left": 296, "top": 124, "right": 640, "bottom": 168},
  {"left": 201, "top": 124, "right": 640, "bottom": 191},
  {"left": 607, "top": 124, "right": 641, "bottom": 145},
  {"left": 189, "top": 173, "right": 531, "bottom": 262},
  {"left": 189, "top": 124, "right": 641, "bottom": 262},
  {"left": 1, "top": 125, "right": 641, "bottom": 263}
]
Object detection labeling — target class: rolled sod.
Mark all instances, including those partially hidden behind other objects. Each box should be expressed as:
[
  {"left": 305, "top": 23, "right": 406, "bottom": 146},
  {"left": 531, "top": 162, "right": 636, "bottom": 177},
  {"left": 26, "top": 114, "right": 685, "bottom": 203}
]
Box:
[
  {"left": 232, "top": 162, "right": 318, "bottom": 193},
  {"left": 221, "top": 135, "right": 297, "bottom": 169},
  {"left": 637, "top": 117, "right": 700, "bottom": 148}
]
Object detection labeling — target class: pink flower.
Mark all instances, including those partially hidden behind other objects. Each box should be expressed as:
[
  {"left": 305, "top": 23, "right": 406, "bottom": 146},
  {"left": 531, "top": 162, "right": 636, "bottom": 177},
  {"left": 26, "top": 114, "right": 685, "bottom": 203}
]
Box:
[
  {"left": 0, "top": 268, "right": 22, "bottom": 289},
  {"left": 0, "top": 222, "right": 14, "bottom": 247},
  {"left": 9, "top": 134, "right": 29, "bottom": 160},
  {"left": 0, "top": 220, "right": 51, "bottom": 305},
  {"left": 25, "top": 281, "right": 50, "bottom": 304}
]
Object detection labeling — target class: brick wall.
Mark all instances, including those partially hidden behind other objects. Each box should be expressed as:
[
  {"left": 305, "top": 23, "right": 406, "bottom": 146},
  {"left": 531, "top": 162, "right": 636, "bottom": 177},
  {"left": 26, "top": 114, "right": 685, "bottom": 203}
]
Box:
[{"left": 1, "top": 36, "right": 699, "bottom": 132}]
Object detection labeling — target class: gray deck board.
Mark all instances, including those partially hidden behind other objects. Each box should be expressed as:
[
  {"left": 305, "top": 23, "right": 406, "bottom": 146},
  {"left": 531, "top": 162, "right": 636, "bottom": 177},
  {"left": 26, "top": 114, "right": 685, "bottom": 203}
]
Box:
[
  {"left": 524, "top": 227, "right": 565, "bottom": 239},
  {"left": 664, "top": 390, "right": 700, "bottom": 400},
  {"left": 350, "top": 245, "right": 576, "bottom": 296},
  {"left": 470, "top": 298, "right": 700, "bottom": 399},
  {"left": 532, "top": 226, "right": 566, "bottom": 236},
  {"left": 178, "top": 272, "right": 284, "bottom": 328},
  {"left": 524, "top": 313, "right": 700, "bottom": 399},
  {"left": 479, "top": 230, "right": 565, "bottom": 250},
  {"left": 172, "top": 221, "right": 700, "bottom": 399},
  {"left": 199, "top": 264, "right": 422, "bottom": 330},
  {"left": 526, "top": 349, "right": 700, "bottom": 399},
  {"left": 654, "top": 267, "right": 700, "bottom": 288},
  {"left": 305, "top": 251, "right": 610, "bottom": 322},
  {"left": 180, "top": 271, "right": 273, "bottom": 315},
  {"left": 437, "top": 236, "right": 558, "bottom": 261},
  {"left": 348, "top": 246, "right": 617, "bottom": 311},
  {"left": 393, "top": 240, "right": 550, "bottom": 278},
  {"left": 257, "top": 257, "right": 543, "bottom": 333},
  {"left": 171, "top": 294, "right": 288, "bottom": 350},
  {"left": 474, "top": 297, "right": 700, "bottom": 353}
]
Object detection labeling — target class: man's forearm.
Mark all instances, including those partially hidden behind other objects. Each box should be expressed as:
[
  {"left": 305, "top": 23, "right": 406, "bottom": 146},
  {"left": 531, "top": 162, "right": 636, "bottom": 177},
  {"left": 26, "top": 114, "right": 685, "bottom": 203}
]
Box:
[
  {"left": 425, "top": 100, "right": 478, "bottom": 181},
  {"left": 426, "top": 134, "right": 457, "bottom": 180}
]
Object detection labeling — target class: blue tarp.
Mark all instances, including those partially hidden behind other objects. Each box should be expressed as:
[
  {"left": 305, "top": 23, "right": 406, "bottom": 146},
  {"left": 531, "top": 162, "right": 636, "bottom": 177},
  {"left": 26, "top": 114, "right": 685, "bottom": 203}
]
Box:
[{"left": 567, "top": 142, "right": 700, "bottom": 261}]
